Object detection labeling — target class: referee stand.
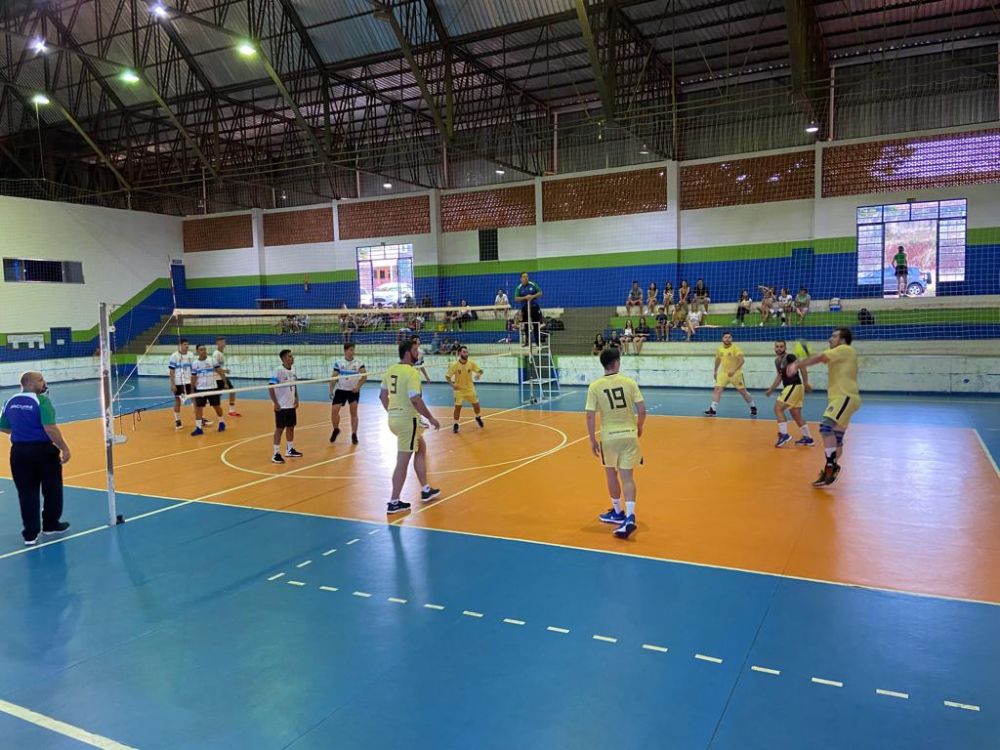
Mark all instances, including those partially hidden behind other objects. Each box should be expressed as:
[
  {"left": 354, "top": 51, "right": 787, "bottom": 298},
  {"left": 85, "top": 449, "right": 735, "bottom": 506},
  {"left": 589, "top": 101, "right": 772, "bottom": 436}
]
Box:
[{"left": 519, "top": 306, "right": 560, "bottom": 404}]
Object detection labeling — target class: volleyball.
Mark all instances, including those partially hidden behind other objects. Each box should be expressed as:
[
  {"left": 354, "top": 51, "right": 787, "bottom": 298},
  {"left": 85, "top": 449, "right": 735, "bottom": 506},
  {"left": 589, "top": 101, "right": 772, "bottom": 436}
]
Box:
[{"left": 793, "top": 341, "right": 810, "bottom": 360}]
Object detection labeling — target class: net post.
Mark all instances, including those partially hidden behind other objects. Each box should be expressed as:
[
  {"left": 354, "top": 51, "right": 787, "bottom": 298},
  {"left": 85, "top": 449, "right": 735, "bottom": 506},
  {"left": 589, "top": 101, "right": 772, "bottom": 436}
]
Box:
[{"left": 98, "top": 302, "right": 118, "bottom": 527}]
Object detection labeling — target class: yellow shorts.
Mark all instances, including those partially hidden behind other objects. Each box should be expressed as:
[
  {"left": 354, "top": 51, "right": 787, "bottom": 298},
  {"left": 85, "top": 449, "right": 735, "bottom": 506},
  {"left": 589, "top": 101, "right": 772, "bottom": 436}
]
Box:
[
  {"left": 715, "top": 370, "right": 746, "bottom": 389},
  {"left": 599, "top": 437, "right": 642, "bottom": 470},
  {"left": 388, "top": 415, "right": 424, "bottom": 453},
  {"left": 823, "top": 395, "right": 861, "bottom": 427},
  {"left": 453, "top": 388, "right": 478, "bottom": 406},
  {"left": 778, "top": 383, "right": 805, "bottom": 409}
]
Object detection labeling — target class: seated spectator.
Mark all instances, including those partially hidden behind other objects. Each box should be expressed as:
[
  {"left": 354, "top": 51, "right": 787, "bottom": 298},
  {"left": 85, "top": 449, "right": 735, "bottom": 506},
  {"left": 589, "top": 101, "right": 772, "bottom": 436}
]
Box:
[
  {"left": 777, "top": 287, "right": 793, "bottom": 327},
  {"left": 437, "top": 336, "right": 453, "bottom": 355},
  {"left": 662, "top": 282, "right": 675, "bottom": 311},
  {"left": 655, "top": 305, "right": 670, "bottom": 341},
  {"left": 592, "top": 333, "right": 607, "bottom": 355},
  {"left": 608, "top": 330, "right": 622, "bottom": 351},
  {"left": 444, "top": 299, "right": 460, "bottom": 331},
  {"left": 621, "top": 318, "right": 635, "bottom": 355},
  {"left": 677, "top": 280, "right": 691, "bottom": 306},
  {"left": 672, "top": 299, "right": 688, "bottom": 330},
  {"left": 634, "top": 317, "right": 651, "bottom": 354},
  {"left": 757, "top": 285, "right": 776, "bottom": 326},
  {"left": 495, "top": 289, "right": 509, "bottom": 311},
  {"left": 693, "top": 278, "right": 711, "bottom": 312},
  {"left": 734, "top": 290, "right": 753, "bottom": 327},
  {"left": 646, "top": 282, "right": 658, "bottom": 315},
  {"left": 683, "top": 306, "right": 703, "bottom": 341},
  {"left": 625, "top": 281, "right": 643, "bottom": 316},
  {"left": 459, "top": 299, "right": 476, "bottom": 323},
  {"left": 794, "top": 286, "right": 811, "bottom": 323}
]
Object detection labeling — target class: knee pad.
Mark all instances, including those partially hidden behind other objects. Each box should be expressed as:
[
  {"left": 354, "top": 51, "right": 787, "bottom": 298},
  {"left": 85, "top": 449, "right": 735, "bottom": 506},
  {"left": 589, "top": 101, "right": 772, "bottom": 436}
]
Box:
[{"left": 819, "top": 423, "right": 834, "bottom": 435}]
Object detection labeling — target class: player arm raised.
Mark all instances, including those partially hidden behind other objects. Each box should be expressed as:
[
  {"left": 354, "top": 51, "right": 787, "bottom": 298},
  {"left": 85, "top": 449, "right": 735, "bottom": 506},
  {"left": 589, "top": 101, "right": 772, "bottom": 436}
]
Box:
[{"left": 786, "top": 351, "right": 827, "bottom": 377}]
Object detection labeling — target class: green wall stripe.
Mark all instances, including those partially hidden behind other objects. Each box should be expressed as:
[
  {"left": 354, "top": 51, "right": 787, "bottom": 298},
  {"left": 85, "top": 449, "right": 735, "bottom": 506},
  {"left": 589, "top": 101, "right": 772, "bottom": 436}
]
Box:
[
  {"left": 968, "top": 227, "right": 1000, "bottom": 245},
  {"left": 72, "top": 277, "right": 171, "bottom": 342}
]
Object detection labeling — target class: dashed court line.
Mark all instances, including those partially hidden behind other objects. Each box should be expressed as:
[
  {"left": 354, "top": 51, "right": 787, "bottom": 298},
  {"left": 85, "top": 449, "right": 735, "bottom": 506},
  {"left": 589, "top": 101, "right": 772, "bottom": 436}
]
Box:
[
  {"left": 548, "top": 626, "right": 570, "bottom": 634},
  {"left": 503, "top": 618, "right": 526, "bottom": 626},
  {"left": 695, "top": 653, "right": 723, "bottom": 664},
  {"left": 812, "top": 677, "right": 844, "bottom": 688},
  {"left": 751, "top": 665, "right": 781, "bottom": 676},
  {"left": 876, "top": 689, "right": 909, "bottom": 700},
  {"left": 462, "top": 610, "right": 484, "bottom": 618},
  {"left": 944, "top": 701, "right": 980, "bottom": 712}
]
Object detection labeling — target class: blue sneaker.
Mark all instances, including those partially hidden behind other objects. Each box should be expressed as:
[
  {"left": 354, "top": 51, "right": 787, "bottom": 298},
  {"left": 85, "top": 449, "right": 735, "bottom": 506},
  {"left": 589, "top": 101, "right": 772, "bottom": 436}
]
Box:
[
  {"left": 614, "top": 514, "right": 637, "bottom": 539},
  {"left": 795, "top": 436, "right": 815, "bottom": 447},
  {"left": 599, "top": 508, "right": 626, "bottom": 524},
  {"left": 775, "top": 433, "right": 793, "bottom": 448},
  {"left": 190, "top": 427, "right": 204, "bottom": 436},
  {"left": 218, "top": 422, "right": 226, "bottom": 432}
]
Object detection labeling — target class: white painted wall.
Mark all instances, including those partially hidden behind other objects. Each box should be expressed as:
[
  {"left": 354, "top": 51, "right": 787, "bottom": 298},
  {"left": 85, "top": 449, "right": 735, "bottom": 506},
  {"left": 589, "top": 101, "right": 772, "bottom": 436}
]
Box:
[
  {"left": 0, "top": 196, "right": 181, "bottom": 333},
  {"left": 681, "top": 199, "right": 814, "bottom": 248},
  {"left": 184, "top": 247, "right": 258, "bottom": 280},
  {"left": 538, "top": 211, "right": 676, "bottom": 257}
]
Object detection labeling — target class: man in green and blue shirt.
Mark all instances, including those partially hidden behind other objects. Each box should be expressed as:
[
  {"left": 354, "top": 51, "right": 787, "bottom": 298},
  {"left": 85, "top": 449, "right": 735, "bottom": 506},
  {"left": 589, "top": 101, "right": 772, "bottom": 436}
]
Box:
[
  {"left": 514, "top": 271, "right": 543, "bottom": 347},
  {"left": 0, "top": 371, "right": 71, "bottom": 545}
]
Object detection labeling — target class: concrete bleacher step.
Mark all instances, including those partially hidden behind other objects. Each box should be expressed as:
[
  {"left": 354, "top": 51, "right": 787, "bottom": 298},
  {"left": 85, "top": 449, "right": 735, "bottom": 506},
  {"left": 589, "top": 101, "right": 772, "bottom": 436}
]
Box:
[{"left": 551, "top": 306, "right": 617, "bottom": 355}]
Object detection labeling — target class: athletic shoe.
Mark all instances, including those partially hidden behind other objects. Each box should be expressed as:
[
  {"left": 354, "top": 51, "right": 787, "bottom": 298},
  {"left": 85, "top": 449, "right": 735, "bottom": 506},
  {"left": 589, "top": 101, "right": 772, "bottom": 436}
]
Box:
[
  {"left": 42, "top": 522, "right": 70, "bottom": 535},
  {"left": 23, "top": 535, "right": 38, "bottom": 546},
  {"left": 775, "top": 433, "right": 793, "bottom": 448},
  {"left": 452, "top": 423, "right": 459, "bottom": 434},
  {"left": 750, "top": 406, "right": 758, "bottom": 417},
  {"left": 703, "top": 408, "right": 717, "bottom": 416},
  {"left": 812, "top": 462, "right": 839, "bottom": 487},
  {"left": 614, "top": 514, "right": 637, "bottom": 539},
  {"left": 228, "top": 411, "right": 241, "bottom": 417},
  {"left": 795, "top": 437, "right": 815, "bottom": 447},
  {"left": 386, "top": 500, "right": 411, "bottom": 514},
  {"left": 476, "top": 416, "right": 484, "bottom": 428},
  {"left": 272, "top": 453, "right": 285, "bottom": 464},
  {"left": 330, "top": 427, "right": 340, "bottom": 443},
  {"left": 218, "top": 423, "right": 226, "bottom": 432},
  {"left": 420, "top": 487, "right": 441, "bottom": 502},
  {"left": 190, "top": 427, "right": 204, "bottom": 436},
  {"left": 286, "top": 448, "right": 304, "bottom": 458},
  {"left": 203, "top": 418, "right": 213, "bottom": 426},
  {"left": 828, "top": 463, "right": 842, "bottom": 485},
  {"left": 599, "top": 508, "right": 626, "bottom": 524},
  {"left": 351, "top": 433, "right": 359, "bottom": 445},
  {"left": 174, "top": 422, "right": 183, "bottom": 430}
]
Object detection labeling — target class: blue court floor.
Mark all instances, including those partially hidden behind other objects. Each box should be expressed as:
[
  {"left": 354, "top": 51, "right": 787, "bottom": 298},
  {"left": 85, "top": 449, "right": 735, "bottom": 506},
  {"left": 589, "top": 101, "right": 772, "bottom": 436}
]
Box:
[{"left": 0, "top": 377, "right": 999, "bottom": 748}]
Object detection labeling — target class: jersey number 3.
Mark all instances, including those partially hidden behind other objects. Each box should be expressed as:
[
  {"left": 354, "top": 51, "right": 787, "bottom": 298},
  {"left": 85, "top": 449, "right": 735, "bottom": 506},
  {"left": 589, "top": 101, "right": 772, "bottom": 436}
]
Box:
[
  {"left": 389, "top": 374, "right": 398, "bottom": 394},
  {"left": 603, "top": 387, "right": 626, "bottom": 410}
]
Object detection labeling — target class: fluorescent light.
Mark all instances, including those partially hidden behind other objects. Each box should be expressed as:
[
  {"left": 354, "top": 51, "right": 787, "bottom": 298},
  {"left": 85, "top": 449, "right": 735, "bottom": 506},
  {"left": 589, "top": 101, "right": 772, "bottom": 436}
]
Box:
[
  {"left": 30, "top": 38, "right": 48, "bottom": 54},
  {"left": 150, "top": 3, "right": 168, "bottom": 18},
  {"left": 382, "top": 182, "right": 393, "bottom": 189},
  {"left": 639, "top": 144, "right": 650, "bottom": 154},
  {"left": 31, "top": 93, "right": 50, "bottom": 105},
  {"left": 805, "top": 122, "right": 819, "bottom": 134},
  {"left": 236, "top": 41, "right": 256, "bottom": 57},
  {"left": 119, "top": 69, "right": 141, "bottom": 84},
  {"left": 495, "top": 169, "right": 505, "bottom": 175}
]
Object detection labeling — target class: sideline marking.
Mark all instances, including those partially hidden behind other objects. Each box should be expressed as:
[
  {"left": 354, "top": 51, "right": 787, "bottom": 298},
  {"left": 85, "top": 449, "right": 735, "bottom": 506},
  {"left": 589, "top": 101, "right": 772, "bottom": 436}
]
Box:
[
  {"left": 0, "top": 698, "right": 139, "bottom": 750},
  {"left": 751, "top": 666, "right": 781, "bottom": 676},
  {"left": 812, "top": 677, "right": 843, "bottom": 688},
  {"left": 642, "top": 644, "right": 668, "bottom": 653},
  {"left": 973, "top": 429, "right": 1000, "bottom": 479},
  {"left": 944, "top": 701, "right": 980, "bottom": 712},
  {"left": 695, "top": 654, "right": 723, "bottom": 664},
  {"left": 876, "top": 689, "right": 909, "bottom": 699}
]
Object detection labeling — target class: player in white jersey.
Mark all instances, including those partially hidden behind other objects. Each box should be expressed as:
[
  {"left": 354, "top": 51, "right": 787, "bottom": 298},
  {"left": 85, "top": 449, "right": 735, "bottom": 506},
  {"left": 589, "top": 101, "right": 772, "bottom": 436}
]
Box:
[
  {"left": 168, "top": 338, "right": 194, "bottom": 429},
  {"left": 330, "top": 342, "right": 367, "bottom": 445},
  {"left": 190, "top": 344, "right": 225, "bottom": 436},
  {"left": 212, "top": 337, "right": 240, "bottom": 417},
  {"left": 268, "top": 349, "right": 301, "bottom": 464},
  {"left": 411, "top": 335, "right": 431, "bottom": 382}
]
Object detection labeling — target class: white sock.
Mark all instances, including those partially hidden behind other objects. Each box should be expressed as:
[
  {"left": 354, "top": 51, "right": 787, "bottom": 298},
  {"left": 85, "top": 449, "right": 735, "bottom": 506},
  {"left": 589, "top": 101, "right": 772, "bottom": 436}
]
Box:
[
  {"left": 229, "top": 407, "right": 237, "bottom": 414},
  {"left": 710, "top": 401, "right": 719, "bottom": 410},
  {"left": 422, "top": 484, "right": 431, "bottom": 493},
  {"left": 825, "top": 447, "right": 837, "bottom": 459},
  {"left": 611, "top": 498, "right": 622, "bottom": 513},
  {"left": 800, "top": 423, "right": 812, "bottom": 439},
  {"left": 625, "top": 501, "right": 635, "bottom": 517},
  {"left": 778, "top": 422, "right": 788, "bottom": 435},
  {"left": 174, "top": 411, "right": 181, "bottom": 423},
  {"left": 286, "top": 441, "right": 294, "bottom": 452},
  {"left": 196, "top": 419, "right": 203, "bottom": 428},
  {"left": 273, "top": 444, "right": 280, "bottom": 454},
  {"left": 390, "top": 497, "right": 399, "bottom": 503},
  {"left": 748, "top": 399, "right": 756, "bottom": 408}
]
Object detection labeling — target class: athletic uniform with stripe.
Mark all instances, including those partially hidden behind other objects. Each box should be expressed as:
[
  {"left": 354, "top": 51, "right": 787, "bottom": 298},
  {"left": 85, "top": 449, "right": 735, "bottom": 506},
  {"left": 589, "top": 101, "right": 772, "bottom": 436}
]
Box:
[
  {"left": 446, "top": 358, "right": 482, "bottom": 406},
  {"left": 270, "top": 365, "right": 298, "bottom": 428},
  {"left": 822, "top": 344, "right": 861, "bottom": 426},
  {"left": 192, "top": 357, "right": 220, "bottom": 406},
  {"left": 585, "top": 373, "right": 644, "bottom": 469},
  {"left": 168, "top": 351, "right": 194, "bottom": 394},
  {"left": 714, "top": 344, "right": 746, "bottom": 388},
  {"left": 775, "top": 352, "right": 804, "bottom": 408},
  {"left": 382, "top": 363, "right": 424, "bottom": 452},
  {"left": 332, "top": 357, "right": 366, "bottom": 405},
  {"left": 212, "top": 348, "right": 232, "bottom": 391}
]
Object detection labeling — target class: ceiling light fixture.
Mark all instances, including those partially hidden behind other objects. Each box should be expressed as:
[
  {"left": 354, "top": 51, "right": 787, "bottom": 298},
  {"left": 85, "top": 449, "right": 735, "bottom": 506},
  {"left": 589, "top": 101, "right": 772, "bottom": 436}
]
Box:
[
  {"left": 805, "top": 122, "right": 819, "bottom": 134},
  {"left": 382, "top": 182, "right": 393, "bottom": 189},
  {"left": 30, "top": 38, "right": 48, "bottom": 54},
  {"left": 236, "top": 41, "right": 257, "bottom": 57},
  {"left": 119, "top": 69, "right": 141, "bottom": 84},
  {"left": 495, "top": 169, "right": 505, "bottom": 175},
  {"left": 31, "top": 93, "right": 50, "bottom": 106},
  {"left": 150, "top": 3, "right": 169, "bottom": 18}
]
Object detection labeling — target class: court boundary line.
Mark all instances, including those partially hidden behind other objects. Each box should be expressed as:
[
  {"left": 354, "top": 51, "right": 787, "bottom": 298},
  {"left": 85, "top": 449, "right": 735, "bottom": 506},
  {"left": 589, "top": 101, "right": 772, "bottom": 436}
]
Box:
[
  {"left": 973, "top": 429, "right": 1000, "bottom": 479},
  {"left": 8, "top": 478, "right": 993, "bottom": 609},
  {"left": 0, "top": 698, "right": 139, "bottom": 750}
]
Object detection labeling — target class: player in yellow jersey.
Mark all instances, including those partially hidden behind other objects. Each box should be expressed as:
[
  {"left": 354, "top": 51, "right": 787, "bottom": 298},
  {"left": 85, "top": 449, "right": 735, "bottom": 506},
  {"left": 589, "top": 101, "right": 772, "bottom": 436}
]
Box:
[
  {"left": 585, "top": 348, "right": 647, "bottom": 539},
  {"left": 705, "top": 331, "right": 757, "bottom": 417},
  {"left": 787, "top": 327, "right": 861, "bottom": 487},
  {"left": 446, "top": 346, "right": 484, "bottom": 434},
  {"left": 379, "top": 340, "right": 442, "bottom": 514}
]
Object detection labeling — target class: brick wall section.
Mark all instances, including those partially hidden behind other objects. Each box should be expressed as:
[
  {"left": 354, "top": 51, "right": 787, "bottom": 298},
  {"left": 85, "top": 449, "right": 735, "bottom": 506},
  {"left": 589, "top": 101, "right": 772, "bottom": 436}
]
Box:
[
  {"left": 542, "top": 168, "right": 666, "bottom": 222},
  {"left": 183, "top": 214, "right": 253, "bottom": 252},
  {"left": 822, "top": 129, "right": 1000, "bottom": 197},
  {"left": 338, "top": 195, "right": 431, "bottom": 240},
  {"left": 440, "top": 186, "right": 536, "bottom": 232},
  {"left": 263, "top": 208, "right": 333, "bottom": 246},
  {"left": 680, "top": 152, "right": 815, "bottom": 210}
]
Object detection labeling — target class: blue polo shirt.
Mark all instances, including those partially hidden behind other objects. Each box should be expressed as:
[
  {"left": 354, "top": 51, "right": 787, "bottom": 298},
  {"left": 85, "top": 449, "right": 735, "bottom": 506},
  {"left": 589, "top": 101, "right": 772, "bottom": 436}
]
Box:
[{"left": 0, "top": 391, "right": 56, "bottom": 443}]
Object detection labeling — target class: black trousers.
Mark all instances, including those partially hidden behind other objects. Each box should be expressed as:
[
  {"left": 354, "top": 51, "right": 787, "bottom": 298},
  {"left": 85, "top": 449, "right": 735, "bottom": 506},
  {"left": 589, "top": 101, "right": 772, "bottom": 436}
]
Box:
[{"left": 10, "top": 441, "right": 64, "bottom": 540}]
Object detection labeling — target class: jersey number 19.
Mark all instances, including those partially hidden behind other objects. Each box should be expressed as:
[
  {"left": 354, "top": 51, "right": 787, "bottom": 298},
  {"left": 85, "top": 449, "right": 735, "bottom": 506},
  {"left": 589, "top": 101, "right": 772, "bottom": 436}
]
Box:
[{"left": 603, "top": 387, "right": 626, "bottom": 409}]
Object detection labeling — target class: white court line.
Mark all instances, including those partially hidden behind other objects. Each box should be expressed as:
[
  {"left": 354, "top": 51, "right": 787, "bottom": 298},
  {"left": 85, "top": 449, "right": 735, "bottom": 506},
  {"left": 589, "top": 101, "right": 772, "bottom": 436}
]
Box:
[
  {"left": 423, "top": 603, "right": 445, "bottom": 610},
  {"left": 296, "top": 560, "right": 312, "bottom": 568},
  {"left": 751, "top": 666, "right": 781, "bottom": 676},
  {"left": 695, "top": 654, "right": 723, "bottom": 664},
  {"left": 346, "top": 539, "right": 360, "bottom": 545},
  {"left": 267, "top": 573, "right": 285, "bottom": 581},
  {"left": 876, "top": 689, "right": 909, "bottom": 699},
  {"left": 547, "top": 626, "right": 570, "bottom": 634},
  {"left": 352, "top": 591, "right": 372, "bottom": 598},
  {"left": 972, "top": 429, "right": 1000, "bottom": 479},
  {"left": 388, "top": 597, "right": 407, "bottom": 604},
  {"left": 319, "top": 586, "right": 339, "bottom": 592},
  {"left": 462, "top": 610, "right": 483, "bottom": 618},
  {"left": 0, "top": 698, "right": 139, "bottom": 750},
  {"left": 812, "top": 677, "right": 843, "bottom": 688},
  {"left": 503, "top": 618, "right": 526, "bottom": 626},
  {"left": 642, "top": 644, "right": 668, "bottom": 653},
  {"left": 286, "top": 580, "right": 306, "bottom": 587},
  {"left": 368, "top": 528, "right": 380, "bottom": 535},
  {"left": 592, "top": 635, "right": 617, "bottom": 644},
  {"left": 944, "top": 701, "right": 981, "bottom": 712}
]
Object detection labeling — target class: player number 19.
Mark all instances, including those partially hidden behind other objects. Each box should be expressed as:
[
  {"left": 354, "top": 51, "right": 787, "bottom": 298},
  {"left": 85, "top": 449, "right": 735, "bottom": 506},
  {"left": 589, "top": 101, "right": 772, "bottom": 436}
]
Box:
[{"left": 603, "top": 387, "right": 626, "bottom": 410}]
